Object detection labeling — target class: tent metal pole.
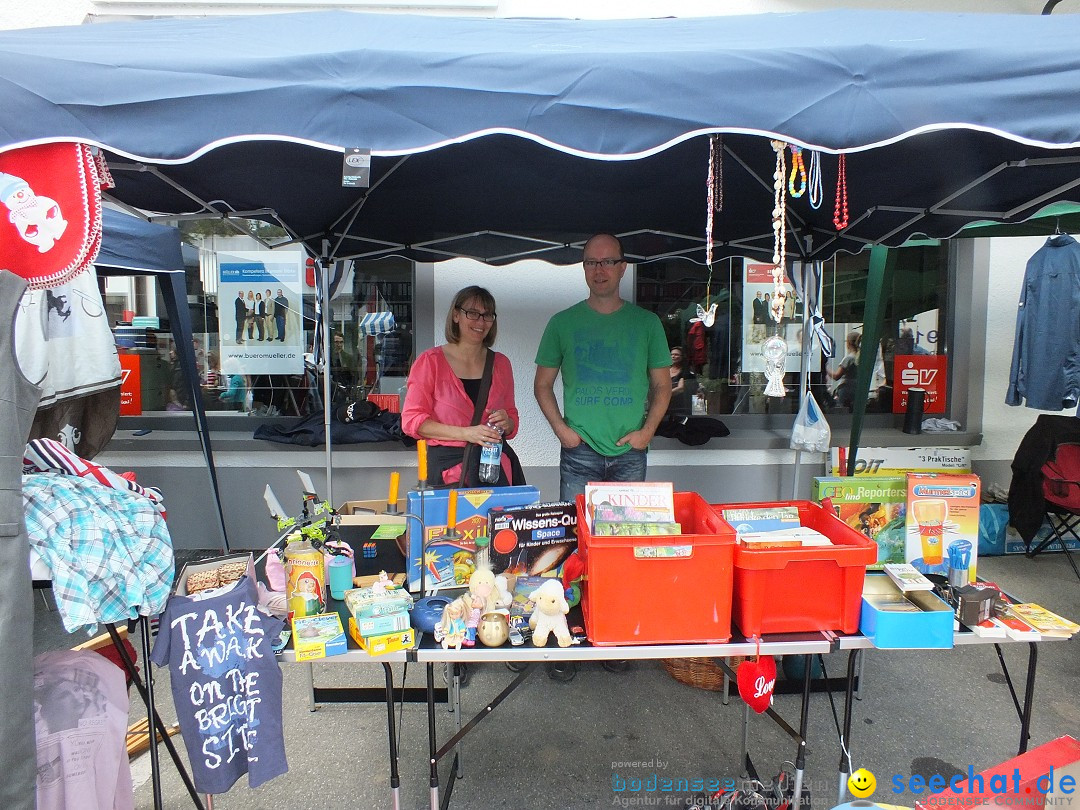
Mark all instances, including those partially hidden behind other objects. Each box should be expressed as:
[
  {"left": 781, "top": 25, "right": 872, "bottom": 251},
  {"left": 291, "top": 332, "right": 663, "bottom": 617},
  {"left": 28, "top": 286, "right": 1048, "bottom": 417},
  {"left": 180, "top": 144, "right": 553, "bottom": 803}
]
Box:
[
  {"left": 791, "top": 258, "right": 815, "bottom": 499},
  {"left": 320, "top": 241, "right": 334, "bottom": 504}
]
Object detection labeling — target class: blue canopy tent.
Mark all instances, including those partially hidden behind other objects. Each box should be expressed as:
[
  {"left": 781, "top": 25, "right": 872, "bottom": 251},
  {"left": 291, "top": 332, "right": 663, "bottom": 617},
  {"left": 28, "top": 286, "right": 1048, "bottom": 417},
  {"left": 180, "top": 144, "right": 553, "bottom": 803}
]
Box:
[
  {"left": 3, "top": 9, "right": 1080, "bottom": 479},
  {"left": 96, "top": 208, "right": 229, "bottom": 550}
]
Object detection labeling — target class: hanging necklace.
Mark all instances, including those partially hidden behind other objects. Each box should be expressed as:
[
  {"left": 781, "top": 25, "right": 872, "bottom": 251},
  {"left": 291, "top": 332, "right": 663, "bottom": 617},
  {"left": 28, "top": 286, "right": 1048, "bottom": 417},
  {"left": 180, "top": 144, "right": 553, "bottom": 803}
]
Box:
[
  {"left": 788, "top": 145, "right": 807, "bottom": 198},
  {"left": 833, "top": 153, "right": 849, "bottom": 231},
  {"left": 764, "top": 140, "right": 790, "bottom": 398},
  {"left": 705, "top": 134, "right": 723, "bottom": 267},
  {"left": 807, "top": 150, "right": 823, "bottom": 210}
]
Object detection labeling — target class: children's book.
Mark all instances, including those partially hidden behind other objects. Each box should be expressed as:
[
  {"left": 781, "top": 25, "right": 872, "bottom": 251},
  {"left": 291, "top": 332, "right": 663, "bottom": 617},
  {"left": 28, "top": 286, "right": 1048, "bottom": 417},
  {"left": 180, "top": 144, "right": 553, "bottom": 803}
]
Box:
[
  {"left": 508, "top": 575, "right": 550, "bottom": 620},
  {"left": 1007, "top": 604, "right": 1079, "bottom": 638},
  {"left": 722, "top": 505, "right": 801, "bottom": 535},
  {"left": 593, "top": 521, "right": 682, "bottom": 536},
  {"left": 883, "top": 563, "right": 935, "bottom": 592},
  {"left": 738, "top": 527, "right": 832, "bottom": 547},
  {"left": 992, "top": 613, "right": 1041, "bottom": 641},
  {"left": 584, "top": 482, "right": 675, "bottom": 531}
]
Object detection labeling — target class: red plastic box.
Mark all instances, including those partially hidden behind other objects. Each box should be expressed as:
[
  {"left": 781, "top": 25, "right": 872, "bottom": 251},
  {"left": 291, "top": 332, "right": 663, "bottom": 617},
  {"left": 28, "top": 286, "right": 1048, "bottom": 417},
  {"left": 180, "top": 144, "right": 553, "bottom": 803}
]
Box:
[
  {"left": 576, "top": 491, "right": 735, "bottom": 646},
  {"left": 714, "top": 500, "right": 877, "bottom": 637}
]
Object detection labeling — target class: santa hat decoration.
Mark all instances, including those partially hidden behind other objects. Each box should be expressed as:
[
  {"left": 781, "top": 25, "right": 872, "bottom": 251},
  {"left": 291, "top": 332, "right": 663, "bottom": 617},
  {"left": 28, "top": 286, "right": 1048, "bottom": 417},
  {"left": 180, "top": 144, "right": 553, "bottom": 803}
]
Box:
[{"left": 0, "top": 142, "right": 111, "bottom": 290}]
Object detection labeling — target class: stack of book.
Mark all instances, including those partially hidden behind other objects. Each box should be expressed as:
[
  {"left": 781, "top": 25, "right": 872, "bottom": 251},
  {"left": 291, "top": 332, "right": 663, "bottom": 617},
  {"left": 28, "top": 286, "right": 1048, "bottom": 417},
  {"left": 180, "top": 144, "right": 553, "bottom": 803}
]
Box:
[
  {"left": 584, "top": 481, "right": 680, "bottom": 536},
  {"left": 722, "top": 505, "right": 833, "bottom": 548},
  {"left": 964, "top": 583, "right": 1080, "bottom": 640}
]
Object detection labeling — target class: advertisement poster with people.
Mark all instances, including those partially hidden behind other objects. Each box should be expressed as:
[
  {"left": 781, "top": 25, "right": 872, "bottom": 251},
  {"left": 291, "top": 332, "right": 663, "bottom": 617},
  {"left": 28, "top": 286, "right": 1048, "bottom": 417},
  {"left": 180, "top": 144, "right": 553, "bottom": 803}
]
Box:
[
  {"left": 741, "top": 262, "right": 818, "bottom": 374},
  {"left": 217, "top": 251, "right": 304, "bottom": 375}
]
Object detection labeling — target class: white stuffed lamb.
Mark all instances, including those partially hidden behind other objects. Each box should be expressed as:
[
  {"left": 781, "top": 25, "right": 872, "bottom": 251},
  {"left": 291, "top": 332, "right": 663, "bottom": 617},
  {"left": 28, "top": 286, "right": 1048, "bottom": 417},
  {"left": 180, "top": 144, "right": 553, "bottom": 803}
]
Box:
[{"left": 528, "top": 578, "right": 572, "bottom": 647}]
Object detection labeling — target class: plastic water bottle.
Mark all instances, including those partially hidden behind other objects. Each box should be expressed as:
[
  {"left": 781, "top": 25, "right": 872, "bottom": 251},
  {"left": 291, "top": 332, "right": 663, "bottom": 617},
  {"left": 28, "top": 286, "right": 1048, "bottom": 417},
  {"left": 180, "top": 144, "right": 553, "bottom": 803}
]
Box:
[{"left": 478, "top": 424, "right": 503, "bottom": 484}]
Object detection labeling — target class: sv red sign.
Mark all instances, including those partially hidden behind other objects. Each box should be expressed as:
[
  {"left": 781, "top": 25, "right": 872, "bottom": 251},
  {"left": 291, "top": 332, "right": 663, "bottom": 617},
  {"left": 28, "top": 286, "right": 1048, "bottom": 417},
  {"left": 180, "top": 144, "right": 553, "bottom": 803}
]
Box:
[{"left": 892, "top": 355, "right": 947, "bottom": 414}]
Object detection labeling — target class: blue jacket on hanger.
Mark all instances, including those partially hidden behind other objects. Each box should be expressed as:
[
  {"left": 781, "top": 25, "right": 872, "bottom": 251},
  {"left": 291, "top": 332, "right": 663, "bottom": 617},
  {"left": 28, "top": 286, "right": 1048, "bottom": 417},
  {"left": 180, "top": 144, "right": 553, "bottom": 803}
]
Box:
[{"left": 1007, "top": 233, "right": 1080, "bottom": 411}]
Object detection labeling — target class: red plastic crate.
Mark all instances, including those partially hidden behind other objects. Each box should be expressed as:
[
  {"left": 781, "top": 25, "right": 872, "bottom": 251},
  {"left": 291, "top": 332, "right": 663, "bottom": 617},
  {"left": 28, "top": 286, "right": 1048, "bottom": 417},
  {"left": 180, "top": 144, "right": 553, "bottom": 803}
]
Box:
[
  {"left": 576, "top": 492, "right": 735, "bottom": 646},
  {"left": 367, "top": 394, "right": 400, "bottom": 413},
  {"left": 714, "top": 500, "right": 877, "bottom": 637}
]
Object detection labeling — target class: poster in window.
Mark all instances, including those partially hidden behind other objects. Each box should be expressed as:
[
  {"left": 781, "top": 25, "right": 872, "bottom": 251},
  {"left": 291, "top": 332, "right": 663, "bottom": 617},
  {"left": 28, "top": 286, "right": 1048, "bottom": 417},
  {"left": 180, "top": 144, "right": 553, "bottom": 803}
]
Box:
[
  {"left": 217, "top": 251, "right": 304, "bottom": 376},
  {"left": 893, "top": 355, "right": 947, "bottom": 414},
  {"left": 741, "top": 263, "right": 818, "bottom": 373}
]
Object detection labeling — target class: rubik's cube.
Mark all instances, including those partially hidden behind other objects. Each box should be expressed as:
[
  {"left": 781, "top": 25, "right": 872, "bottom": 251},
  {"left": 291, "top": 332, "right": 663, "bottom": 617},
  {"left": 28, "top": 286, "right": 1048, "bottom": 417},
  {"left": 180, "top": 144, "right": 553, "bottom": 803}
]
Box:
[{"left": 363, "top": 542, "right": 378, "bottom": 558}]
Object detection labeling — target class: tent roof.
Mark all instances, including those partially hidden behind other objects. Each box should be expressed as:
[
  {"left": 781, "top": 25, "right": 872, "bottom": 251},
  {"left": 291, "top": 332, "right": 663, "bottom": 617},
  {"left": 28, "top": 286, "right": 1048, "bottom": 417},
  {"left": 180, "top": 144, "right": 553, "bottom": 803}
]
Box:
[
  {"left": 96, "top": 208, "right": 185, "bottom": 275},
  {"left": 4, "top": 10, "right": 1080, "bottom": 264}
]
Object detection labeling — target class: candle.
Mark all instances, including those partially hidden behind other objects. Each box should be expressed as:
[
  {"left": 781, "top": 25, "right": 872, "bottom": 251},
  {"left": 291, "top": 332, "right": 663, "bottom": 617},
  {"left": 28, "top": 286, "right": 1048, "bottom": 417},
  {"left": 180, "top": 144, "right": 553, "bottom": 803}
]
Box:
[
  {"left": 387, "top": 471, "right": 400, "bottom": 510},
  {"left": 446, "top": 488, "right": 457, "bottom": 532},
  {"left": 417, "top": 440, "right": 428, "bottom": 485}
]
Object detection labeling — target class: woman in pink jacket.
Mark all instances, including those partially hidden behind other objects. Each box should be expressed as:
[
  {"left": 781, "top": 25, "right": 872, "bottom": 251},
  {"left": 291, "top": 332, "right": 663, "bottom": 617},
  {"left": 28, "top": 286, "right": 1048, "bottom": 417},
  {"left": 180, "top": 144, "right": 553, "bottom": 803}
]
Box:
[{"left": 402, "top": 286, "right": 522, "bottom": 487}]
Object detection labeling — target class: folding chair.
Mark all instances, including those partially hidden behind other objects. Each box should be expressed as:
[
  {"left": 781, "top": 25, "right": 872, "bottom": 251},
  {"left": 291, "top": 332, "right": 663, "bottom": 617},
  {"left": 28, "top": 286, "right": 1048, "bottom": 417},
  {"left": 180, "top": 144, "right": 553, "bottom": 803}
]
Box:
[{"left": 1036, "top": 442, "right": 1080, "bottom": 582}]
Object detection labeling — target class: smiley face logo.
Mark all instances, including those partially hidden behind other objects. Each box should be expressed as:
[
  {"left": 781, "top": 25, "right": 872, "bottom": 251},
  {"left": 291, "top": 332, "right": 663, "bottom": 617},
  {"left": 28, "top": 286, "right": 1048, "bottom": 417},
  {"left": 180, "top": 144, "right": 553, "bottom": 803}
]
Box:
[{"left": 848, "top": 767, "right": 877, "bottom": 798}]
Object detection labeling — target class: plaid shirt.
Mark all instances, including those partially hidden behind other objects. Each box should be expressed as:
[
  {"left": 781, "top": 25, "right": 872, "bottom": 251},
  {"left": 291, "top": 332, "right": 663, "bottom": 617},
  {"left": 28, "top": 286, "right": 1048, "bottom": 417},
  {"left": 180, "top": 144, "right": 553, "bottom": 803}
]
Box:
[{"left": 23, "top": 473, "right": 174, "bottom": 635}]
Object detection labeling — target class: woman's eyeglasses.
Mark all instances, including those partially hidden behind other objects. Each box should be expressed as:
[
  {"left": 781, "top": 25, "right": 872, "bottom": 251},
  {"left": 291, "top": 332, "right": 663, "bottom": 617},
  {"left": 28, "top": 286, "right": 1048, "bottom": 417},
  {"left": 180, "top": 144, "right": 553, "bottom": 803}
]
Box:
[{"left": 457, "top": 307, "right": 496, "bottom": 322}]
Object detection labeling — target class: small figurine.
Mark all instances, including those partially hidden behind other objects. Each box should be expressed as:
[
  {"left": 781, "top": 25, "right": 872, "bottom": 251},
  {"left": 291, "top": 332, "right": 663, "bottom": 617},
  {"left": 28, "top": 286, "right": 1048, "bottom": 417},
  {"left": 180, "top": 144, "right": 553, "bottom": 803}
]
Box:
[
  {"left": 435, "top": 597, "right": 468, "bottom": 650},
  {"left": 528, "top": 578, "right": 572, "bottom": 647},
  {"left": 462, "top": 594, "right": 484, "bottom": 647},
  {"left": 371, "top": 570, "right": 393, "bottom": 595}
]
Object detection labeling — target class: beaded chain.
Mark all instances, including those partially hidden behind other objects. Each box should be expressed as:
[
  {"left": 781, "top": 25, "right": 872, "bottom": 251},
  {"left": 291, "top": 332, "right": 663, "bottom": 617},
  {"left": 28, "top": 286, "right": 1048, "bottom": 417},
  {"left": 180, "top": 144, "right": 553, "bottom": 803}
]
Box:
[
  {"left": 706, "top": 134, "right": 723, "bottom": 267},
  {"left": 833, "top": 153, "right": 849, "bottom": 231},
  {"left": 770, "top": 140, "right": 788, "bottom": 325},
  {"left": 788, "top": 145, "right": 807, "bottom": 198},
  {"left": 807, "top": 149, "right": 823, "bottom": 210}
]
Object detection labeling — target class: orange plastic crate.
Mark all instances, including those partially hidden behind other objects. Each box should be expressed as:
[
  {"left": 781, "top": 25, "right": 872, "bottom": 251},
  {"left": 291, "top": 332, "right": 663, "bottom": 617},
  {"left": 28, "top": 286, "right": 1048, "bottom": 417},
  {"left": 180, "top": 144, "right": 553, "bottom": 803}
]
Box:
[
  {"left": 714, "top": 500, "right": 877, "bottom": 637},
  {"left": 576, "top": 492, "right": 735, "bottom": 646}
]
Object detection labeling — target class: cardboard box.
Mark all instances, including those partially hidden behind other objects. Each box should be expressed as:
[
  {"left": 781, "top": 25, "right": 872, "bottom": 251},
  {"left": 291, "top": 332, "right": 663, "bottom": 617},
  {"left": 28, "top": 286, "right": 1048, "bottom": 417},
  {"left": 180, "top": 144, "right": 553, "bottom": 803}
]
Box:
[
  {"left": 1004, "top": 515, "right": 1079, "bottom": 555},
  {"left": 348, "top": 619, "right": 415, "bottom": 656},
  {"left": 859, "top": 573, "right": 954, "bottom": 649},
  {"left": 292, "top": 613, "right": 348, "bottom": 661},
  {"left": 812, "top": 476, "right": 907, "bottom": 569},
  {"left": 343, "top": 586, "right": 413, "bottom": 618},
  {"left": 905, "top": 473, "right": 980, "bottom": 582},
  {"left": 488, "top": 501, "right": 577, "bottom": 576},
  {"left": 338, "top": 499, "right": 408, "bottom": 525},
  {"left": 405, "top": 486, "right": 540, "bottom": 590},
  {"left": 174, "top": 552, "right": 255, "bottom": 597},
  {"left": 830, "top": 447, "right": 971, "bottom": 477},
  {"left": 351, "top": 610, "right": 411, "bottom": 637}
]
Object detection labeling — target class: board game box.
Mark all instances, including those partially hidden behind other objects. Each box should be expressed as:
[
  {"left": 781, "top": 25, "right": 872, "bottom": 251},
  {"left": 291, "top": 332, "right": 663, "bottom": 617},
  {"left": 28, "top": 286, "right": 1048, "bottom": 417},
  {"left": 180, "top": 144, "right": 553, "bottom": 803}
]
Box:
[
  {"left": 405, "top": 486, "right": 540, "bottom": 590},
  {"left": 812, "top": 476, "right": 907, "bottom": 569}
]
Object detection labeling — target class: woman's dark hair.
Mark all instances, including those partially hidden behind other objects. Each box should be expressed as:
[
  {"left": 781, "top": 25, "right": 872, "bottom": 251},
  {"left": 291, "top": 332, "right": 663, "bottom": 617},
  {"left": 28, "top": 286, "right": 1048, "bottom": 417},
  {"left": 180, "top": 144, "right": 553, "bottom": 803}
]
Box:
[{"left": 445, "top": 285, "right": 498, "bottom": 347}]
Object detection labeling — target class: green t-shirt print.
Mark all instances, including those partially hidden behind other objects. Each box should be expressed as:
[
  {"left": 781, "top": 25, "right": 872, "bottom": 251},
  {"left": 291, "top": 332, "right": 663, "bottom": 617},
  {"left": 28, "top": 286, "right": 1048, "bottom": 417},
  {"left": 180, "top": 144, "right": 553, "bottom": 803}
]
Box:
[{"left": 536, "top": 301, "right": 670, "bottom": 457}]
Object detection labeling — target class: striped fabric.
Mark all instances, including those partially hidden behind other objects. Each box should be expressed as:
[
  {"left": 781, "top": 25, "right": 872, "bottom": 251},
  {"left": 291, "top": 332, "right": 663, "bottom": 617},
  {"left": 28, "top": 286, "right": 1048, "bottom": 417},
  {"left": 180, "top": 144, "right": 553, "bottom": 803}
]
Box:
[
  {"left": 358, "top": 310, "right": 394, "bottom": 335},
  {"left": 23, "top": 437, "right": 165, "bottom": 517}
]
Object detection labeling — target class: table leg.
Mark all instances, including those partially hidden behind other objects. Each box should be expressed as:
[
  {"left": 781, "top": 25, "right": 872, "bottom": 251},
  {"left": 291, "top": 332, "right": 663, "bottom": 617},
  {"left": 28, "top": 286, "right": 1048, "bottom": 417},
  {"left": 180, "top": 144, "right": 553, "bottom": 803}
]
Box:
[
  {"left": 837, "top": 649, "right": 859, "bottom": 806},
  {"left": 452, "top": 664, "right": 464, "bottom": 779},
  {"left": 427, "top": 664, "right": 440, "bottom": 810},
  {"left": 1019, "top": 642, "right": 1038, "bottom": 755},
  {"left": 381, "top": 663, "right": 401, "bottom": 810},
  {"left": 792, "top": 654, "right": 812, "bottom": 810}
]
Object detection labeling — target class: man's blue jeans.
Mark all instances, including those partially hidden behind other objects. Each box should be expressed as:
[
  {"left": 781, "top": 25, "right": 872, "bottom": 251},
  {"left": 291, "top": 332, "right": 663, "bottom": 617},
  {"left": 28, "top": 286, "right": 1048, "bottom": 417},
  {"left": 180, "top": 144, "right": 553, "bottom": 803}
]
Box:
[{"left": 559, "top": 442, "right": 647, "bottom": 502}]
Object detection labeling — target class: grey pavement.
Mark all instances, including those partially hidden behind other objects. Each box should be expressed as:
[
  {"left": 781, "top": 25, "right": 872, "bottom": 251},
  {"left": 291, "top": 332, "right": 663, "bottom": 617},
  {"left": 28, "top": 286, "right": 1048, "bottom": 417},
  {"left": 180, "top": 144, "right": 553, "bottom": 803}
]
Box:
[{"left": 33, "top": 552, "right": 1079, "bottom": 810}]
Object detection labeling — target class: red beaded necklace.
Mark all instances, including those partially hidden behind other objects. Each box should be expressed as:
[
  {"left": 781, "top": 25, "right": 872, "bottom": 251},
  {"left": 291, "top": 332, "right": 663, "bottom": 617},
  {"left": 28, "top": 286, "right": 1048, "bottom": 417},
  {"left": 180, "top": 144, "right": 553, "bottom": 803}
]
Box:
[{"left": 833, "top": 153, "right": 849, "bottom": 231}]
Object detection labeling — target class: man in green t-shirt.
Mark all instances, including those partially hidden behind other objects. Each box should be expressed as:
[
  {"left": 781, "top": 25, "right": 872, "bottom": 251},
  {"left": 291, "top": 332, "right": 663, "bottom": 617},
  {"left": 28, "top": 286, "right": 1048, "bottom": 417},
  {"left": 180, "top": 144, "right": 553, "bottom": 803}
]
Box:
[{"left": 535, "top": 233, "right": 671, "bottom": 502}]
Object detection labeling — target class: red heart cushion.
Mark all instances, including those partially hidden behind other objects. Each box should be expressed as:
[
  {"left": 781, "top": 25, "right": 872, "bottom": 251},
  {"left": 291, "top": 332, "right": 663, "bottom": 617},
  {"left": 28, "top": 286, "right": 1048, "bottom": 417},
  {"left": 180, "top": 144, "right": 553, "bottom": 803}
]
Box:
[{"left": 737, "top": 655, "right": 776, "bottom": 714}]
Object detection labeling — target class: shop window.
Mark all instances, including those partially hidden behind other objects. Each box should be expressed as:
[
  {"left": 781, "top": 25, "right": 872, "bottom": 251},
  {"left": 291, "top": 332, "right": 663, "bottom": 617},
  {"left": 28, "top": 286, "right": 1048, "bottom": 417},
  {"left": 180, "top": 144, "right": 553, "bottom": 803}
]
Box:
[
  {"left": 112, "top": 245, "right": 414, "bottom": 420},
  {"left": 635, "top": 245, "right": 949, "bottom": 419}
]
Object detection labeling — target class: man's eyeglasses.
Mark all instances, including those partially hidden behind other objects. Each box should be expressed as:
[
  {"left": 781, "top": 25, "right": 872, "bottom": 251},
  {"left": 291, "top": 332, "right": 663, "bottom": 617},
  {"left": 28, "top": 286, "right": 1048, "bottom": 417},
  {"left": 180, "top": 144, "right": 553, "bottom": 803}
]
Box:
[
  {"left": 583, "top": 258, "right": 625, "bottom": 269},
  {"left": 457, "top": 307, "right": 497, "bottom": 322}
]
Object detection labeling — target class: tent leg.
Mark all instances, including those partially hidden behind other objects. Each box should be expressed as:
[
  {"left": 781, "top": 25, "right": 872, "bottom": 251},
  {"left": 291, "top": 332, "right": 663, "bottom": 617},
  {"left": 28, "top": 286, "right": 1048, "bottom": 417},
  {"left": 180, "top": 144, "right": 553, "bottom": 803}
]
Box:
[{"left": 846, "top": 246, "right": 896, "bottom": 476}]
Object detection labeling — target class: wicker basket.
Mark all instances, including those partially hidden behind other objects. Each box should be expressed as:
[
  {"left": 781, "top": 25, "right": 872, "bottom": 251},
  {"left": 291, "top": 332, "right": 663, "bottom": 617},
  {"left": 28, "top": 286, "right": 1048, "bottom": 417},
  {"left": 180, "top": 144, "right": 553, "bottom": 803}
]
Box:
[{"left": 660, "top": 656, "right": 744, "bottom": 692}]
